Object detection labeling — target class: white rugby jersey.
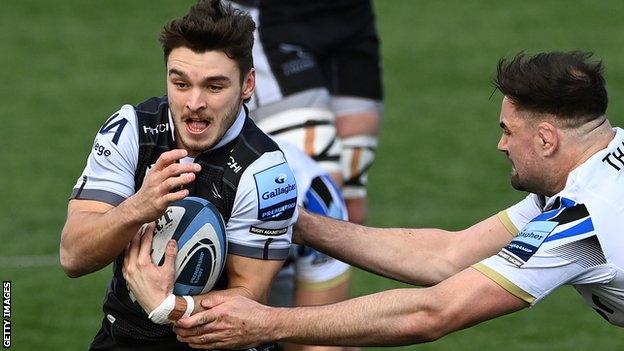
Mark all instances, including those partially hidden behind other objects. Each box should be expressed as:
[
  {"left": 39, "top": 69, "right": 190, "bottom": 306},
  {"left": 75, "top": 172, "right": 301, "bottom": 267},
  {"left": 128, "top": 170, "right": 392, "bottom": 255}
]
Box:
[
  {"left": 71, "top": 104, "right": 296, "bottom": 260},
  {"left": 276, "top": 140, "right": 350, "bottom": 287},
  {"left": 475, "top": 127, "right": 624, "bottom": 327}
]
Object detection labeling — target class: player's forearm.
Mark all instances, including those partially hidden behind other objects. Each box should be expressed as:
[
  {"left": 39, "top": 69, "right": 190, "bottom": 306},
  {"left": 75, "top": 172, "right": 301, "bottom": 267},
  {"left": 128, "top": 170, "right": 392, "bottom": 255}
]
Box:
[
  {"left": 60, "top": 199, "right": 144, "bottom": 277},
  {"left": 297, "top": 209, "right": 460, "bottom": 285},
  {"left": 270, "top": 288, "right": 443, "bottom": 346}
]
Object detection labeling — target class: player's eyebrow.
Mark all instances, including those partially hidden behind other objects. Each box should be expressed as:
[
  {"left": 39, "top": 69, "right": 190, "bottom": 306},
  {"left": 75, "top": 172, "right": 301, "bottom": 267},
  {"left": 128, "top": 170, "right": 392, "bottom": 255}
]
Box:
[
  {"left": 499, "top": 121, "right": 508, "bottom": 130},
  {"left": 168, "top": 68, "right": 189, "bottom": 79},
  {"left": 201, "top": 76, "right": 231, "bottom": 86},
  {"left": 168, "top": 68, "right": 231, "bottom": 85}
]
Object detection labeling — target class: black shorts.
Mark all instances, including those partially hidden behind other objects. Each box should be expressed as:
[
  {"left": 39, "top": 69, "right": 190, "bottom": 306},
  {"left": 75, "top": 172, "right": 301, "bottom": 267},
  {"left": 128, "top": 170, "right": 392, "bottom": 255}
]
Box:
[
  {"left": 89, "top": 316, "right": 279, "bottom": 351},
  {"left": 256, "top": 0, "right": 383, "bottom": 101}
]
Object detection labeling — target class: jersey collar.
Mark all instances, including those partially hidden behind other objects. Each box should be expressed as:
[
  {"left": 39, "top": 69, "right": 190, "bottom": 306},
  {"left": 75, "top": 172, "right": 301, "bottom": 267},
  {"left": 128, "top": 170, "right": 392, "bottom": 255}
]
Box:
[{"left": 210, "top": 106, "right": 246, "bottom": 151}]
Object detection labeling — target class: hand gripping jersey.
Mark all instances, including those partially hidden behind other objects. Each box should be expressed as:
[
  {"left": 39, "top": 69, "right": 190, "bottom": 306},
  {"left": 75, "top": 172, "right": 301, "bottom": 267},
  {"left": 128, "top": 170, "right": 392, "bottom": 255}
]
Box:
[
  {"left": 71, "top": 96, "right": 297, "bottom": 343},
  {"left": 474, "top": 127, "right": 624, "bottom": 327}
]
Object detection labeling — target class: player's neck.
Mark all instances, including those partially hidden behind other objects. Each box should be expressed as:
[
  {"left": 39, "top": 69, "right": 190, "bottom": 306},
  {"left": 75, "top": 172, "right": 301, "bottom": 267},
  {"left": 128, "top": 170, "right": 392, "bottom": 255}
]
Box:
[
  {"left": 569, "top": 119, "right": 614, "bottom": 169},
  {"left": 551, "top": 119, "right": 614, "bottom": 194}
]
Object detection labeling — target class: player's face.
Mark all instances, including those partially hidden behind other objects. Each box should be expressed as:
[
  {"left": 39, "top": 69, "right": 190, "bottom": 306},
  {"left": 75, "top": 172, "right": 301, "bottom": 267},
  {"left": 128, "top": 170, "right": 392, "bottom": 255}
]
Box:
[
  {"left": 166, "top": 47, "right": 254, "bottom": 156},
  {"left": 497, "top": 97, "right": 543, "bottom": 193}
]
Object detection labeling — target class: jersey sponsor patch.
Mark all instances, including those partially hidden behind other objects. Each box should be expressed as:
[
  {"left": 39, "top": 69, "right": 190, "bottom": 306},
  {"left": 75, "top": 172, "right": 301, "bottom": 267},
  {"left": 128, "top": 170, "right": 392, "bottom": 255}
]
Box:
[
  {"left": 254, "top": 162, "right": 297, "bottom": 221},
  {"left": 499, "top": 196, "right": 596, "bottom": 267},
  {"left": 99, "top": 112, "right": 128, "bottom": 145},
  {"left": 499, "top": 220, "right": 557, "bottom": 267},
  {"left": 249, "top": 226, "right": 288, "bottom": 236},
  {"left": 93, "top": 139, "right": 113, "bottom": 157}
]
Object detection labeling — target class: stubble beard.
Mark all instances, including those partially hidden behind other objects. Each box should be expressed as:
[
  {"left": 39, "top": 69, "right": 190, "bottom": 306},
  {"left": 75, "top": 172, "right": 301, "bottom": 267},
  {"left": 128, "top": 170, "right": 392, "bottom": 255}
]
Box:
[
  {"left": 510, "top": 167, "right": 550, "bottom": 196},
  {"left": 174, "top": 101, "right": 243, "bottom": 156},
  {"left": 510, "top": 172, "right": 527, "bottom": 192}
]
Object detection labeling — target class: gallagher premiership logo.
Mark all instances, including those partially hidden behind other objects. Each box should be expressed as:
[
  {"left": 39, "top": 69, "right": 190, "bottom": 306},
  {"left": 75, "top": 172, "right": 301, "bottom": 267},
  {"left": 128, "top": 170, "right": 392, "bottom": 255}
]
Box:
[{"left": 254, "top": 164, "right": 297, "bottom": 221}]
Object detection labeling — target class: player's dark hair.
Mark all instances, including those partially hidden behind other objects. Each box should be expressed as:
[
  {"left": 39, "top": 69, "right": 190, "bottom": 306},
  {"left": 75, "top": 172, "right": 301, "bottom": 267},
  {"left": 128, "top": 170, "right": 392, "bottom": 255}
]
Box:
[
  {"left": 159, "top": 0, "right": 255, "bottom": 82},
  {"left": 493, "top": 51, "right": 608, "bottom": 125}
]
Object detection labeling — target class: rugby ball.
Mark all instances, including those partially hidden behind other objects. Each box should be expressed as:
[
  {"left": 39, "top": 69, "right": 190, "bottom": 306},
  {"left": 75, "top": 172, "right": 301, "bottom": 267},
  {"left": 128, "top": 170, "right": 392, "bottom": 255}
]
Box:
[{"left": 151, "top": 196, "right": 227, "bottom": 295}]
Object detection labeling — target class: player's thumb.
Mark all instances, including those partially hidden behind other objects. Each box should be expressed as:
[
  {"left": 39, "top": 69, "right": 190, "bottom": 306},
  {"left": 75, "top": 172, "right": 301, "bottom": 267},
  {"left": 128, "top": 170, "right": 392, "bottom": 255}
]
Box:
[
  {"left": 164, "top": 240, "right": 177, "bottom": 271},
  {"left": 200, "top": 295, "right": 225, "bottom": 309}
]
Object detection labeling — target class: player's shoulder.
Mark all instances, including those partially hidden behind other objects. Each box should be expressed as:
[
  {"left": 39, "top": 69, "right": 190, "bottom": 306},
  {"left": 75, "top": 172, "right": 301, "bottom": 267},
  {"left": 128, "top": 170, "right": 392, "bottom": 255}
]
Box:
[
  {"left": 237, "top": 117, "right": 281, "bottom": 156},
  {"left": 229, "top": 117, "right": 288, "bottom": 176},
  {"left": 231, "top": 121, "right": 298, "bottom": 221},
  {"left": 274, "top": 139, "right": 320, "bottom": 172},
  {"left": 94, "top": 102, "right": 140, "bottom": 148},
  {"left": 92, "top": 96, "right": 169, "bottom": 162}
]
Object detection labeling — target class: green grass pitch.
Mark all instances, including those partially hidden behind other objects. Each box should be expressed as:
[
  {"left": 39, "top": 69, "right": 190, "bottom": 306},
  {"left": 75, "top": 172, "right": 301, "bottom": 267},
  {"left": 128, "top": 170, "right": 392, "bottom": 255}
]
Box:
[{"left": 1, "top": 0, "right": 623, "bottom": 349}]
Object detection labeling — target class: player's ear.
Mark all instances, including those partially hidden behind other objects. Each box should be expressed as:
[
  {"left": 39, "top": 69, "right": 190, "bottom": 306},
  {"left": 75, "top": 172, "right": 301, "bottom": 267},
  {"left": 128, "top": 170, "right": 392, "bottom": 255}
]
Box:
[
  {"left": 537, "top": 121, "right": 558, "bottom": 156},
  {"left": 241, "top": 68, "right": 255, "bottom": 100}
]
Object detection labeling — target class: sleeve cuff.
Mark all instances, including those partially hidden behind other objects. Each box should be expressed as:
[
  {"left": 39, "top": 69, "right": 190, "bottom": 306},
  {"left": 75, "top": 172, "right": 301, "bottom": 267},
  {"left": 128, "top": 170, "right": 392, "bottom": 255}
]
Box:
[
  {"left": 497, "top": 210, "right": 519, "bottom": 237},
  {"left": 472, "top": 262, "right": 536, "bottom": 304},
  {"left": 228, "top": 241, "right": 290, "bottom": 260},
  {"left": 296, "top": 269, "right": 351, "bottom": 291},
  {"left": 70, "top": 188, "right": 126, "bottom": 206}
]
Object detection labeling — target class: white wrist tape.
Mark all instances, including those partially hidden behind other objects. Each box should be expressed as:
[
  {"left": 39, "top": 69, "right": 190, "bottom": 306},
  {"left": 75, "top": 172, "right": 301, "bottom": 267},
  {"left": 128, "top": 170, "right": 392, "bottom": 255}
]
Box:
[
  {"left": 148, "top": 294, "right": 176, "bottom": 325},
  {"left": 182, "top": 295, "right": 195, "bottom": 319},
  {"left": 148, "top": 294, "right": 195, "bottom": 325}
]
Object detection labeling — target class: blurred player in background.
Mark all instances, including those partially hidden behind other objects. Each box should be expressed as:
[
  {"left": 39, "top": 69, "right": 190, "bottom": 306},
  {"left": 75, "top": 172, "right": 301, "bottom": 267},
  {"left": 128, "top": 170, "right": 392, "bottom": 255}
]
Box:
[
  {"left": 229, "top": 0, "right": 383, "bottom": 225},
  {"left": 268, "top": 140, "right": 351, "bottom": 351}
]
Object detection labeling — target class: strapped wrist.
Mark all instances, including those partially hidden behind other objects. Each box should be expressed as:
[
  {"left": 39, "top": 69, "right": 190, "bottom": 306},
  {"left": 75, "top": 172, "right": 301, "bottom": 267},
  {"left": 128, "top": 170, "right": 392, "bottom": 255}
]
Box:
[{"left": 148, "top": 294, "right": 194, "bottom": 325}]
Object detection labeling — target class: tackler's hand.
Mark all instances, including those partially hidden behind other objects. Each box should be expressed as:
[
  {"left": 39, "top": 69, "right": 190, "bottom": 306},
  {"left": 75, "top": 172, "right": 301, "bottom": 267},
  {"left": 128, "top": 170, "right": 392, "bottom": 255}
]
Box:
[{"left": 173, "top": 294, "right": 274, "bottom": 349}]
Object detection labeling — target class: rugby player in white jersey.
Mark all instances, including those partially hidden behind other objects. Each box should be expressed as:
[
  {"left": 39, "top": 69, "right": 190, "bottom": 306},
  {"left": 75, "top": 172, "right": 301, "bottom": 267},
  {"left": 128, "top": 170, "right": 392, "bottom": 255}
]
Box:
[
  {"left": 60, "top": 1, "right": 296, "bottom": 350},
  {"left": 170, "top": 51, "right": 624, "bottom": 348}
]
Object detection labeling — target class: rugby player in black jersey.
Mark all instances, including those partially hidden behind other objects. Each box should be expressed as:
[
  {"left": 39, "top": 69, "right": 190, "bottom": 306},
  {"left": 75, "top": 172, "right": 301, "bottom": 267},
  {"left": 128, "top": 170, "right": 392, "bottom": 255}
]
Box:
[{"left": 61, "top": 1, "right": 297, "bottom": 350}]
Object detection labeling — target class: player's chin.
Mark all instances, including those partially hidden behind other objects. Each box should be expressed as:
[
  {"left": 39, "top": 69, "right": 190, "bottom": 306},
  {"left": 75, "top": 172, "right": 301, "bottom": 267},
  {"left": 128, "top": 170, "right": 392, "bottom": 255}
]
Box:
[
  {"left": 510, "top": 175, "right": 527, "bottom": 191},
  {"left": 180, "top": 137, "right": 216, "bottom": 155}
]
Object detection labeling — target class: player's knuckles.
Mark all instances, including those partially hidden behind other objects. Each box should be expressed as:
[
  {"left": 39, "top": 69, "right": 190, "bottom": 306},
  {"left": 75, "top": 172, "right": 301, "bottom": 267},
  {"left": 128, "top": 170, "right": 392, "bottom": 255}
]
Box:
[
  {"left": 164, "top": 176, "right": 184, "bottom": 190},
  {"left": 123, "top": 266, "right": 136, "bottom": 281},
  {"left": 143, "top": 171, "right": 163, "bottom": 186},
  {"left": 156, "top": 150, "right": 178, "bottom": 166},
  {"left": 196, "top": 313, "right": 212, "bottom": 326},
  {"left": 161, "top": 177, "right": 179, "bottom": 190},
  {"left": 163, "top": 163, "right": 183, "bottom": 176},
  {"left": 136, "top": 257, "right": 152, "bottom": 268},
  {"left": 123, "top": 264, "right": 136, "bottom": 279}
]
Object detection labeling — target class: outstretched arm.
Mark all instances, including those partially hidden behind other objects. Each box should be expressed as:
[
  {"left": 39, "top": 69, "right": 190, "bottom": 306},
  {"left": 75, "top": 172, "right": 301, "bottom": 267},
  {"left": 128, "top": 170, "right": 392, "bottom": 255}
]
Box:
[
  {"left": 174, "top": 267, "right": 528, "bottom": 348},
  {"left": 296, "top": 208, "right": 513, "bottom": 285}
]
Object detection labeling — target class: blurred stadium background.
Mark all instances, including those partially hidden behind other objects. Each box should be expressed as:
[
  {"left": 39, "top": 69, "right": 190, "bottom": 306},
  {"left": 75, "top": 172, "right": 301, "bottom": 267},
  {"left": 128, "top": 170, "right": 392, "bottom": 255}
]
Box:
[{"left": 1, "top": 0, "right": 623, "bottom": 349}]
